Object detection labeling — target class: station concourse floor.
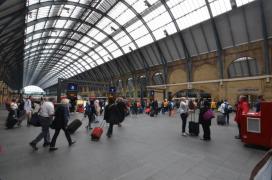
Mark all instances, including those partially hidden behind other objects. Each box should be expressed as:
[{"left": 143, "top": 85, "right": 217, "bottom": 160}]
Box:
[{"left": 0, "top": 108, "right": 266, "bottom": 180}]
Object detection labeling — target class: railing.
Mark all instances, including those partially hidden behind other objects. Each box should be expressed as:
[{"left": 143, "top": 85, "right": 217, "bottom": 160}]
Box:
[{"left": 250, "top": 149, "right": 272, "bottom": 180}]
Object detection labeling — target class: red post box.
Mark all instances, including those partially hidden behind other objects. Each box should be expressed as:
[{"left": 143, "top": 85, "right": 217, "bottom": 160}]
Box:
[{"left": 241, "top": 102, "right": 272, "bottom": 148}]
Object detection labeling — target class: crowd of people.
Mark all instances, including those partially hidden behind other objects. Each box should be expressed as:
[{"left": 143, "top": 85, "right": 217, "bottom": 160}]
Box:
[{"left": 3, "top": 94, "right": 265, "bottom": 151}]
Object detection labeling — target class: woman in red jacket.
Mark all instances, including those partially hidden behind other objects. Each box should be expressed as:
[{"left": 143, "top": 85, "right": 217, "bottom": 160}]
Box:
[{"left": 235, "top": 95, "right": 250, "bottom": 139}]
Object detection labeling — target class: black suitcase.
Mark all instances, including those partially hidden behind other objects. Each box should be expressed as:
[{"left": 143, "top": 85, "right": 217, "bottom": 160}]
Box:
[
  {"left": 67, "top": 119, "right": 82, "bottom": 134},
  {"left": 150, "top": 110, "right": 155, "bottom": 117},
  {"left": 189, "top": 121, "right": 199, "bottom": 136},
  {"left": 6, "top": 114, "right": 18, "bottom": 129},
  {"left": 217, "top": 114, "right": 226, "bottom": 125}
]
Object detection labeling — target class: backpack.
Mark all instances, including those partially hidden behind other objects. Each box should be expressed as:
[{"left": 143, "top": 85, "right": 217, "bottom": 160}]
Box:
[{"left": 224, "top": 103, "right": 229, "bottom": 113}]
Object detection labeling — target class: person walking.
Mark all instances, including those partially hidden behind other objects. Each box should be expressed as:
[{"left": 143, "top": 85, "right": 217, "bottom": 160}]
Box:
[
  {"left": 29, "top": 98, "right": 54, "bottom": 151},
  {"left": 24, "top": 96, "right": 32, "bottom": 126},
  {"left": 234, "top": 95, "right": 249, "bottom": 139},
  {"left": 179, "top": 97, "right": 189, "bottom": 136},
  {"left": 255, "top": 95, "right": 264, "bottom": 112},
  {"left": 85, "top": 99, "right": 96, "bottom": 129},
  {"left": 219, "top": 99, "right": 231, "bottom": 125},
  {"left": 198, "top": 100, "right": 214, "bottom": 141},
  {"left": 104, "top": 96, "right": 126, "bottom": 138},
  {"left": 104, "top": 96, "right": 116, "bottom": 138},
  {"left": 49, "top": 99, "right": 75, "bottom": 151}
]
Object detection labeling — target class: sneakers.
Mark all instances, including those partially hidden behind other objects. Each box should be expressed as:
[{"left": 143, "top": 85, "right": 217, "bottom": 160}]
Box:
[
  {"left": 182, "top": 132, "right": 187, "bottom": 137},
  {"left": 29, "top": 142, "right": 38, "bottom": 151},
  {"left": 49, "top": 147, "right": 58, "bottom": 151},
  {"left": 43, "top": 142, "right": 50, "bottom": 147}
]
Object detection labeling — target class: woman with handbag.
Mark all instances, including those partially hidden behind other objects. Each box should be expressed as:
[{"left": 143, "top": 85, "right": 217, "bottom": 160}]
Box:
[
  {"left": 198, "top": 100, "right": 214, "bottom": 141},
  {"left": 49, "top": 99, "right": 75, "bottom": 151}
]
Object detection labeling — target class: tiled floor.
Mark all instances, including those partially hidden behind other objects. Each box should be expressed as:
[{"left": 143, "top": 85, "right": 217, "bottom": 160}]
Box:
[{"left": 0, "top": 109, "right": 266, "bottom": 180}]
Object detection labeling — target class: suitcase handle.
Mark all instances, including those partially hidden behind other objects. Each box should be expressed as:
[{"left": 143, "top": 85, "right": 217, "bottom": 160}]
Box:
[{"left": 99, "top": 120, "right": 106, "bottom": 128}]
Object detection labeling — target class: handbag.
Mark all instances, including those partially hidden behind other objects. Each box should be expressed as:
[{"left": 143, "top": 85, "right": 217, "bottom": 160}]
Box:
[
  {"left": 30, "top": 113, "right": 41, "bottom": 127},
  {"left": 203, "top": 109, "right": 214, "bottom": 121}
]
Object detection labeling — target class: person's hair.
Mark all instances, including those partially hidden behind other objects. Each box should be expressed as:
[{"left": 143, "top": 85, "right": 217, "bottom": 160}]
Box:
[
  {"left": 239, "top": 95, "right": 247, "bottom": 101},
  {"left": 61, "top": 98, "right": 69, "bottom": 105},
  {"left": 108, "top": 96, "right": 115, "bottom": 104},
  {"left": 203, "top": 100, "right": 209, "bottom": 107},
  {"left": 258, "top": 95, "right": 263, "bottom": 100}
]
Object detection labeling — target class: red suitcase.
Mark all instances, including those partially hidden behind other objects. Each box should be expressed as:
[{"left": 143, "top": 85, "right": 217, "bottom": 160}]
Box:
[{"left": 91, "top": 121, "right": 105, "bottom": 141}]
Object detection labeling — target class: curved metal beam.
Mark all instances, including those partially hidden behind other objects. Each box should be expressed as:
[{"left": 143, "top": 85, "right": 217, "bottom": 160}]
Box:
[
  {"left": 28, "top": 1, "right": 138, "bottom": 49},
  {"left": 8, "top": 37, "right": 106, "bottom": 82},
  {"left": 160, "top": 0, "right": 192, "bottom": 83},
  {"left": 25, "top": 29, "right": 125, "bottom": 81},
  {"left": 25, "top": 27, "right": 115, "bottom": 59},
  {"left": 25, "top": 17, "right": 124, "bottom": 82},
  {"left": 26, "top": 16, "right": 122, "bottom": 54}
]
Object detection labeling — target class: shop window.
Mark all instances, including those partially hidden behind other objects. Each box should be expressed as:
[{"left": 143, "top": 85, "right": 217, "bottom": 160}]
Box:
[{"left": 228, "top": 57, "right": 259, "bottom": 78}]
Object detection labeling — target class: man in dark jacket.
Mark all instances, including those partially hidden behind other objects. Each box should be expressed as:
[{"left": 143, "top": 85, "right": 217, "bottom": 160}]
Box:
[
  {"left": 49, "top": 99, "right": 75, "bottom": 151},
  {"left": 104, "top": 97, "right": 126, "bottom": 138},
  {"left": 85, "top": 99, "right": 96, "bottom": 129}
]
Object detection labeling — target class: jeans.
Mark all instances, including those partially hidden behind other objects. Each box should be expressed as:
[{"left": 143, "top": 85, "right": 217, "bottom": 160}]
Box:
[
  {"left": 107, "top": 123, "right": 114, "bottom": 136},
  {"left": 31, "top": 116, "right": 51, "bottom": 144},
  {"left": 50, "top": 128, "right": 72, "bottom": 147},
  {"left": 224, "top": 113, "right": 229, "bottom": 124},
  {"left": 202, "top": 122, "right": 211, "bottom": 140},
  {"left": 180, "top": 113, "right": 188, "bottom": 133}
]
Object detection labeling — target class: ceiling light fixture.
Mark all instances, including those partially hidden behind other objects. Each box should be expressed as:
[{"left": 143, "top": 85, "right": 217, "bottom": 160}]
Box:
[
  {"left": 144, "top": 0, "right": 152, "bottom": 8},
  {"left": 164, "top": 30, "right": 168, "bottom": 36},
  {"left": 111, "top": 26, "right": 117, "bottom": 31},
  {"left": 230, "top": 0, "right": 237, "bottom": 9}
]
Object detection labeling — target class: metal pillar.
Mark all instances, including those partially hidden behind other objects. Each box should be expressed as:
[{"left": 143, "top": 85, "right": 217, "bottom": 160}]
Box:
[
  {"left": 57, "top": 78, "right": 63, "bottom": 103},
  {"left": 259, "top": 0, "right": 271, "bottom": 75},
  {"left": 205, "top": 0, "right": 224, "bottom": 80}
]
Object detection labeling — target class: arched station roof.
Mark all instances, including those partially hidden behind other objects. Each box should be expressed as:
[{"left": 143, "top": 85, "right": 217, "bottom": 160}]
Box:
[{"left": 0, "top": 0, "right": 267, "bottom": 89}]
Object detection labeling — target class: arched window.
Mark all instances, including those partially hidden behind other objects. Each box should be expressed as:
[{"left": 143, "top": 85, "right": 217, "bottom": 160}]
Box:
[
  {"left": 228, "top": 57, "right": 259, "bottom": 78},
  {"left": 139, "top": 75, "right": 147, "bottom": 87},
  {"left": 153, "top": 72, "right": 164, "bottom": 85}
]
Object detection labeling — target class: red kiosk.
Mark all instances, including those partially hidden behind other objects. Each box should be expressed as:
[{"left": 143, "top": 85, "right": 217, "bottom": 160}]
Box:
[{"left": 241, "top": 102, "right": 272, "bottom": 148}]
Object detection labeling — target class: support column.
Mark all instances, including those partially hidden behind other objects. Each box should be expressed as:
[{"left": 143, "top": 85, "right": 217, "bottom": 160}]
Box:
[
  {"left": 57, "top": 78, "right": 63, "bottom": 103},
  {"left": 259, "top": 0, "right": 271, "bottom": 76},
  {"left": 205, "top": 0, "right": 224, "bottom": 80}
]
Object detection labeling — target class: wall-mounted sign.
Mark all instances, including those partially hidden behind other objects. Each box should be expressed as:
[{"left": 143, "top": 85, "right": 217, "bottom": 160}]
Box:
[
  {"left": 109, "top": 87, "right": 116, "bottom": 93},
  {"left": 67, "top": 83, "right": 78, "bottom": 92}
]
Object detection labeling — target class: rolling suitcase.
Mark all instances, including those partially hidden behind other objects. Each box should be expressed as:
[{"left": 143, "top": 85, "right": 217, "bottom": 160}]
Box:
[
  {"left": 6, "top": 115, "right": 17, "bottom": 129},
  {"left": 91, "top": 121, "right": 105, "bottom": 141},
  {"left": 217, "top": 114, "right": 226, "bottom": 125},
  {"left": 150, "top": 110, "right": 155, "bottom": 117},
  {"left": 189, "top": 111, "right": 199, "bottom": 136},
  {"left": 67, "top": 119, "right": 82, "bottom": 134},
  {"left": 189, "top": 121, "right": 199, "bottom": 136}
]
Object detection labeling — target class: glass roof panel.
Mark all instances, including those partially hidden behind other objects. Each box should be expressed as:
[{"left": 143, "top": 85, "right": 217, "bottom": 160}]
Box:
[
  {"left": 208, "top": 0, "right": 232, "bottom": 17},
  {"left": 236, "top": 0, "right": 256, "bottom": 7},
  {"left": 24, "top": 0, "right": 255, "bottom": 89}
]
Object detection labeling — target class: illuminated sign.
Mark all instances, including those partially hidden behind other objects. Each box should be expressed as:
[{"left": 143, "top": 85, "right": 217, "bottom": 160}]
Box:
[{"left": 67, "top": 83, "right": 78, "bottom": 92}]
